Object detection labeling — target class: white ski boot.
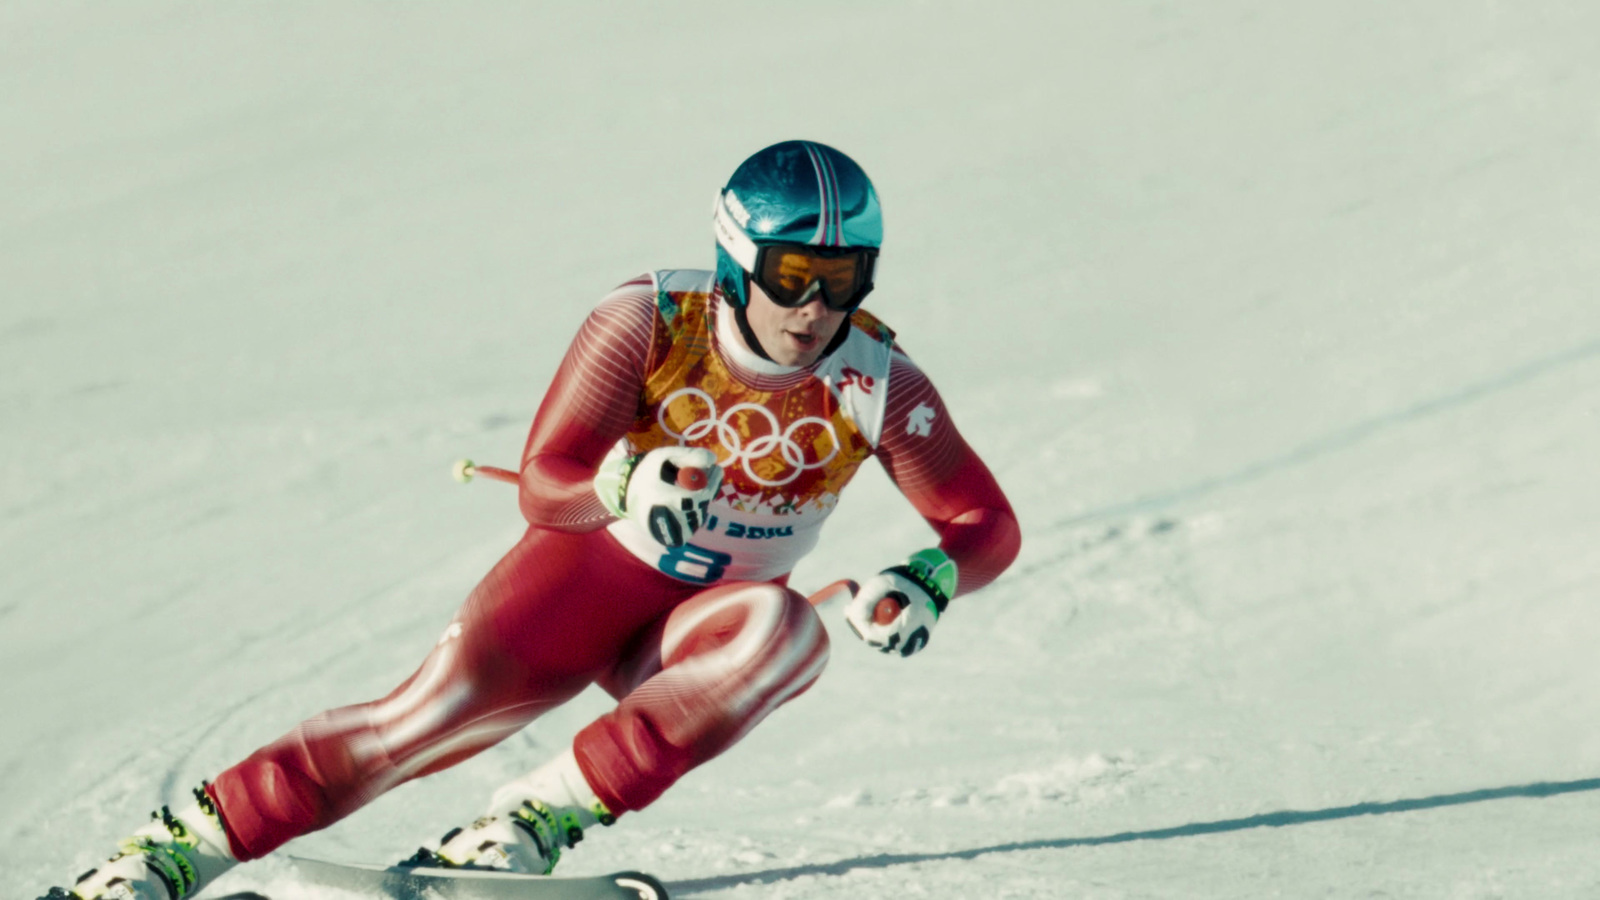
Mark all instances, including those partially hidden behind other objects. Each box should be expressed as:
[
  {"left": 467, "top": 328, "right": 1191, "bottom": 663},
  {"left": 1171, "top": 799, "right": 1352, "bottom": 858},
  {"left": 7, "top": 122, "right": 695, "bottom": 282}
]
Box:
[
  {"left": 402, "top": 748, "right": 615, "bottom": 875},
  {"left": 41, "top": 788, "right": 237, "bottom": 900}
]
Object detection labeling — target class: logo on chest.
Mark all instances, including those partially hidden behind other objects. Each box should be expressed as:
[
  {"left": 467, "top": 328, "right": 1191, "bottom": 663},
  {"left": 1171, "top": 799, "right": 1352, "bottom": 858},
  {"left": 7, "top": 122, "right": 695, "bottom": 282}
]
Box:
[{"left": 657, "top": 386, "right": 840, "bottom": 488}]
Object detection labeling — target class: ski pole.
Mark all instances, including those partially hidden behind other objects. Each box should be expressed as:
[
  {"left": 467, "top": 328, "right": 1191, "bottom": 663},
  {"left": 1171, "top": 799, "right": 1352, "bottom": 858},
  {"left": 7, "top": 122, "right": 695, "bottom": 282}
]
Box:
[
  {"left": 451, "top": 460, "right": 872, "bottom": 614},
  {"left": 807, "top": 578, "right": 901, "bottom": 624},
  {"left": 452, "top": 459, "right": 520, "bottom": 485},
  {"left": 452, "top": 458, "right": 714, "bottom": 491},
  {"left": 805, "top": 578, "right": 860, "bottom": 608}
]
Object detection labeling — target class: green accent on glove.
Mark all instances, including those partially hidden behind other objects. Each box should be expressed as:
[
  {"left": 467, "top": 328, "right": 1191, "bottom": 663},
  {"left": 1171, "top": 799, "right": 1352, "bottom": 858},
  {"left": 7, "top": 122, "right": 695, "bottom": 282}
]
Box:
[
  {"left": 902, "top": 547, "right": 958, "bottom": 614},
  {"left": 593, "top": 452, "right": 639, "bottom": 518}
]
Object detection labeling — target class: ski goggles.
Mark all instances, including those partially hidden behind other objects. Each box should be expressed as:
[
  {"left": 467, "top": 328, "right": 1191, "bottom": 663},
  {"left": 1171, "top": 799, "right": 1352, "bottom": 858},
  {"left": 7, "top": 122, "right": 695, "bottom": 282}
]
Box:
[{"left": 752, "top": 243, "right": 877, "bottom": 312}]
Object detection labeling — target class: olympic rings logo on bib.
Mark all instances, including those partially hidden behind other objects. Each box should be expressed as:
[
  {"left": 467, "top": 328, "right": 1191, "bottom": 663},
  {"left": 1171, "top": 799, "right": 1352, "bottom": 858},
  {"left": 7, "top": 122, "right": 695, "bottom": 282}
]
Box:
[{"left": 658, "top": 387, "right": 840, "bottom": 488}]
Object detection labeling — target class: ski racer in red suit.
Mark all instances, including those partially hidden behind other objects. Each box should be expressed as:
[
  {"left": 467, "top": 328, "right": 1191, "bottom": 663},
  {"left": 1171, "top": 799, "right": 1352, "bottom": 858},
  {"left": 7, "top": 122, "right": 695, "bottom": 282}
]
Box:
[{"left": 44, "top": 140, "right": 1021, "bottom": 900}]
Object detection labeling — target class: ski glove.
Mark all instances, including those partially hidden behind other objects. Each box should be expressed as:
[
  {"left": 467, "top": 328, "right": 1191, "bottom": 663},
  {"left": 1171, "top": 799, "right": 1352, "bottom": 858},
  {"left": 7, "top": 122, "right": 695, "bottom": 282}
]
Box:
[
  {"left": 595, "top": 445, "right": 723, "bottom": 548},
  {"left": 844, "top": 548, "right": 958, "bottom": 658}
]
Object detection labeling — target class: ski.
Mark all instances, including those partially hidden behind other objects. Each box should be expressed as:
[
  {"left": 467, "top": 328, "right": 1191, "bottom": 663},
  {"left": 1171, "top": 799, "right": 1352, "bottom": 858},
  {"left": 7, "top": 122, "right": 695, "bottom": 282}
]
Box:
[{"left": 216, "top": 856, "right": 670, "bottom": 899}]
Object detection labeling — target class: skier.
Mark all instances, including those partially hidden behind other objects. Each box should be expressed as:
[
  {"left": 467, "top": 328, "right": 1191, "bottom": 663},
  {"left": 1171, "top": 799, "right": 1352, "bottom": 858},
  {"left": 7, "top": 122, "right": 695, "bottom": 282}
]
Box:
[{"left": 43, "top": 140, "right": 1021, "bottom": 900}]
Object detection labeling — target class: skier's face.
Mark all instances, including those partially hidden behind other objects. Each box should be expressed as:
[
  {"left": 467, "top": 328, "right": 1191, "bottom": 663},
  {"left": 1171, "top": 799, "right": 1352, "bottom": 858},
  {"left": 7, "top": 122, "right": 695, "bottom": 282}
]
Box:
[{"left": 743, "top": 280, "right": 850, "bottom": 367}]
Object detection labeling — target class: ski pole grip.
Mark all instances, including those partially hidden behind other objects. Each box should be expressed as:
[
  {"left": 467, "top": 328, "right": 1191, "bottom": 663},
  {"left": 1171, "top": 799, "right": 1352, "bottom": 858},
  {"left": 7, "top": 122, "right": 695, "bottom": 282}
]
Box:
[
  {"left": 873, "top": 596, "right": 904, "bottom": 626},
  {"left": 675, "top": 465, "right": 709, "bottom": 491}
]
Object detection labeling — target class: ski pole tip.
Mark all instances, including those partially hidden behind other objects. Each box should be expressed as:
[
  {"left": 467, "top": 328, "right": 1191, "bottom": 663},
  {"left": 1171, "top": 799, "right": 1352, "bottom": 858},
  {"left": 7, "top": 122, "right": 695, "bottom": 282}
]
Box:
[{"left": 452, "top": 458, "right": 476, "bottom": 483}]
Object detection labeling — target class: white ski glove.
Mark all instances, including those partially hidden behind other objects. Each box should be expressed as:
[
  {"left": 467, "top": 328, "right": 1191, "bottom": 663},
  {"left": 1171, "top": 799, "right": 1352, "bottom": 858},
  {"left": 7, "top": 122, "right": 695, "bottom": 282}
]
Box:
[
  {"left": 844, "top": 548, "right": 959, "bottom": 658},
  {"left": 595, "top": 445, "right": 723, "bottom": 548}
]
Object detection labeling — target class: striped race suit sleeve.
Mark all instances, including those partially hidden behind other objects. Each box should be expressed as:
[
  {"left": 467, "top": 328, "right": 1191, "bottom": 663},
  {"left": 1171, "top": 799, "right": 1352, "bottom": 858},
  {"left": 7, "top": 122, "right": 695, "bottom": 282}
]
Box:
[
  {"left": 875, "top": 349, "right": 1022, "bottom": 596},
  {"left": 515, "top": 276, "right": 659, "bottom": 530}
]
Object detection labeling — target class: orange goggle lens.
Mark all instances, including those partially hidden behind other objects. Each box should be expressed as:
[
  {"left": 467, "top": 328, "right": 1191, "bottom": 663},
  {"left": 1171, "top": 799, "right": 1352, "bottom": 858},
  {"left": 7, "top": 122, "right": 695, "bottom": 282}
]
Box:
[{"left": 753, "top": 244, "right": 876, "bottom": 311}]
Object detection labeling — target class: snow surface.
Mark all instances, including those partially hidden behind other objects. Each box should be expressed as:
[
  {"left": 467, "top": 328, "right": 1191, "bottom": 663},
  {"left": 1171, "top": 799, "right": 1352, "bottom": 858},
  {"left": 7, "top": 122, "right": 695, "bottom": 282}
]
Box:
[{"left": 5, "top": 2, "right": 1600, "bottom": 897}]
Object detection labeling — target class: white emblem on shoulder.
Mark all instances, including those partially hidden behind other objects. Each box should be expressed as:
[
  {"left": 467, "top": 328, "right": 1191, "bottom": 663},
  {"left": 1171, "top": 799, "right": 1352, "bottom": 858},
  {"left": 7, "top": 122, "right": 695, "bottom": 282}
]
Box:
[{"left": 907, "top": 403, "right": 936, "bottom": 437}]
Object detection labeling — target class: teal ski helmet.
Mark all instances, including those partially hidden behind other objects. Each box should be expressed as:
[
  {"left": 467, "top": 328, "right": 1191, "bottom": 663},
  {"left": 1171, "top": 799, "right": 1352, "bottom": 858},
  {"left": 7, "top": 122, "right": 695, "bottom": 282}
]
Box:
[{"left": 713, "top": 140, "right": 883, "bottom": 360}]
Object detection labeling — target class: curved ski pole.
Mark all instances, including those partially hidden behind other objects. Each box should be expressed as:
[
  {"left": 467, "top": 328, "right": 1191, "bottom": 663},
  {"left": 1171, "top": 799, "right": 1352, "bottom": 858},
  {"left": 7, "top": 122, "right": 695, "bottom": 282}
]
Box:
[
  {"left": 452, "top": 459, "right": 861, "bottom": 612},
  {"left": 808, "top": 577, "right": 901, "bottom": 624},
  {"left": 452, "top": 458, "right": 520, "bottom": 485},
  {"left": 452, "top": 458, "right": 712, "bottom": 490},
  {"left": 805, "top": 578, "right": 859, "bottom": 607}
]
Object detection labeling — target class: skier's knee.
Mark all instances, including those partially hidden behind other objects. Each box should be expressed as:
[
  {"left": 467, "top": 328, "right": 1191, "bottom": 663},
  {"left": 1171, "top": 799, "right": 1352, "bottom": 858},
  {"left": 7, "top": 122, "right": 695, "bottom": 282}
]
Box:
[
  {"left": 722, "top": 582, "right": 830, "bottom": 688},
  {"left": 663, "top": 581, "right": 827, "bottom": 677}
]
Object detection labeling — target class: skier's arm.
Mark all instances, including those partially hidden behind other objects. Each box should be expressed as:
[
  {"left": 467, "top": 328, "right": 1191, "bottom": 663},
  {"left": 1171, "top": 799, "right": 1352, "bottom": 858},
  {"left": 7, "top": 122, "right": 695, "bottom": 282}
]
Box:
[
  {"left": 843, "top": 350, "right": 1020, "bottom": 657},
  {"left": 517, "top": 280, "right": 658, "bottom": 530},
  {"left": 874, "top": 350, "right": 1022, "bottom": 597}
]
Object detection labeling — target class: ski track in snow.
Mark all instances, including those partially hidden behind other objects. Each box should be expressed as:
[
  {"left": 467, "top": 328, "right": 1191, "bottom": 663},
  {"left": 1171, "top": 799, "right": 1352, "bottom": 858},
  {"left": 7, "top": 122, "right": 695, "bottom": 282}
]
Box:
[{"left": 7, "top": 2, "right": 1600, "bottom": 898}]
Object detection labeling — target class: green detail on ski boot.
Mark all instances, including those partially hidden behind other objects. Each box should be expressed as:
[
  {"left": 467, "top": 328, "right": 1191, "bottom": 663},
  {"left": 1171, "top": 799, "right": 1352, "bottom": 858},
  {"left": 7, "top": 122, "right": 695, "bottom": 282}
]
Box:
[
  {"left": 43, "top": 787, "right": 237, "bottom": 900},
  {"left": 509, "top": 800, "right": 568, "bottom": 874},
  {"left": 403, "top": 749, "right": 616, "bottom": 877},
  {"left": 406, "top": 798, "right": 615, "bottom": 876}
]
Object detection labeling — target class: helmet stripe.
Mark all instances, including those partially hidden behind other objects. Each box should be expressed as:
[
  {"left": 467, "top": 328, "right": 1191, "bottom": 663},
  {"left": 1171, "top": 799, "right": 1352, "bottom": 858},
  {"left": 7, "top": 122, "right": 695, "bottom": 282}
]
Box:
[
  {"left": 819, "top": 150, "right": 842, "bottom": 246},
  {"left": 821, "top": 148, "right": 844, "bottom": 246},
  {"left": 803, "top": 143, "right": 828, "bottom": 246},
  {"left": 803, "top": 142, "right": 845, "bottom": 247}
]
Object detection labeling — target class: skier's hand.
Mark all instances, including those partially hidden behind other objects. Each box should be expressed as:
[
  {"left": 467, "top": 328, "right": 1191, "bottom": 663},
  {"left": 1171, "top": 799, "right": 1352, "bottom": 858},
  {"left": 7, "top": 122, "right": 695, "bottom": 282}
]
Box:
[
  {"left": 595, "top": 446, "right": 723, "bottom": 547},
  {"left": 844, "top": 548, "right": 958, "bottom": 658}
]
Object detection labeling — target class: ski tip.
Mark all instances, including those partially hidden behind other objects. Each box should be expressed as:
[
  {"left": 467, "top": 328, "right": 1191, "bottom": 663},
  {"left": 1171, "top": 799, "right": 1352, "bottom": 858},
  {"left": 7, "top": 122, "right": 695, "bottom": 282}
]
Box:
[{"left": 610, "top": 871, "right": 670, "bottom": 900}]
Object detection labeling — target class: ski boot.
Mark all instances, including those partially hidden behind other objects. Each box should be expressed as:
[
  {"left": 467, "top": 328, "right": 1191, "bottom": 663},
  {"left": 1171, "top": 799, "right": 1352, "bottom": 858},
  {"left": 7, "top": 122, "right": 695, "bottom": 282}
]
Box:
[
  {"left": 40, "top": 787, "right": 237, "bottom": 900},
  {"left": 401, "top": 748, "right": 615, "bottom": 875}
]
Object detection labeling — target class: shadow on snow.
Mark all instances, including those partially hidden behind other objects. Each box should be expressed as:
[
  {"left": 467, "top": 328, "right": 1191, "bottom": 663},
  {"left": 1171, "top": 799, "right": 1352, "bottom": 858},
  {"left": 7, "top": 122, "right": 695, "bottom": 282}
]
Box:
[{"left": 668, "top": 776, "right": 1600, "bottom": 895}]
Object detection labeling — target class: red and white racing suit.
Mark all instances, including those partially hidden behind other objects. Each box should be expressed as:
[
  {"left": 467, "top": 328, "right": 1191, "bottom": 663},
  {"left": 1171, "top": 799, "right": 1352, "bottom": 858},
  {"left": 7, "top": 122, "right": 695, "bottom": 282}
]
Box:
[{"left": 206, "top": 271, "right": 1021, "bottom": 860}]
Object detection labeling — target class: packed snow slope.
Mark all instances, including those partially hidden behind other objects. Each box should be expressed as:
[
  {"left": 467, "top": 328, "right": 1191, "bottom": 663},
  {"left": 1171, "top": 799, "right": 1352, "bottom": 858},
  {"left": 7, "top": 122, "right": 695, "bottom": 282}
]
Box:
[{"left": 5, "top": 3, "right": 1600, "bottom": 897}]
